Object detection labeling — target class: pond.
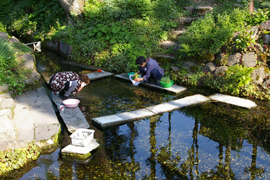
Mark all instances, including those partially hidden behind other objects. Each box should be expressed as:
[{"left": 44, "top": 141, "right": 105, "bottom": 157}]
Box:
[{"left": 18, "top": 49, "right": 270, "bottom": 179}]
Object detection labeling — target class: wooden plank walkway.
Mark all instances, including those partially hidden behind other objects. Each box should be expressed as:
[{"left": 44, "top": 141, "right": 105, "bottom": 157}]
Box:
[{"left": 115, "top": 73, "right": 187, "bottom": 94}]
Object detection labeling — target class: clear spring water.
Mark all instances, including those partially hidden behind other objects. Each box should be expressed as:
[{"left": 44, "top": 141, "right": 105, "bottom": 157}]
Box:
[{"left": 15, "top": 49, "right": 270, "bottom": 179}]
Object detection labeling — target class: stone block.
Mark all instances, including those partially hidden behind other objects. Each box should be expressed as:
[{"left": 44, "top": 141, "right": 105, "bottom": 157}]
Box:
[
  {"left": 0, "top": 117, "right": 16, "bottom": 140},
  {"left": 0, "top": 32, "right": 8, "bottom": 40},
  {"left": 147, "top": 102, "right": 179, "bottom": 114},
  {"left": 0, "top": 98, "right": 15, "bottom": 109},
  {"left": 35, "top": 124, "right": 60, "bottom": 141},
  {"left": 86, "top": 71, "right": 113, "bottom": 80},
  {"left": 209, "top": 93, "right": 257, "bottom": 109},
  {"left": 170, "top": 94, "right": 210, "bottom": 108},
  {"left": 17, "top": 129, "right": 34, "bottom": 141},
  {"left": 0, "top": 109, "right": 12, "bottom": 119},
  {"left": 242, "top": 52, "right": 256, "bottom": 67},
  {"left": 21, "top": 53, "right": 35, "bottom": 61},
  {"left": 9, "top": 36, "right": 20, "bottom": 43},
  {"left": 0, "top": 84, "right": 9, "bottom": 93},
  {"left": 61, "top": 139, "right": 99, "bottom": 155},
  {"left": 23, "top": 60, "right": 35, "bottom": 70}
]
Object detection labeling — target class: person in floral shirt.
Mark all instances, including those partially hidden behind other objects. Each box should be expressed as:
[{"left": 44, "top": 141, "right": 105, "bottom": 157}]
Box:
[{"left": 49, "top": 71, "right": 90, "bottom": 100}]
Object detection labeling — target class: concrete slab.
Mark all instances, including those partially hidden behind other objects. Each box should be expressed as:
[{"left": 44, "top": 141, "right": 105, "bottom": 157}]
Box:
[
  {"left": 14, "top": 87, "right": 60, "bottom": 142},
  {"left": 26, "top": 88, "right": 59, "bottom": 127},
  {"left": 208, "top": 93, "right": 257, "bottom": 109},
  {"left": 14, "top": 93, "right": 35, "bottom": 132},
  {"left": 115, "top": 73, "right": 187, "bottom": 94},
  {"left": 86, "top": 71, "right": 113, "bottom": 81},
  {"left": 169, "top": 94, "right": 210, "bottom": 108},
  {"left": 0, "top": 140, "right": 30, "bottom": 151},
  {"left": 51, "top": 93, "right": 90, "bottom": 133},
  {"left": 116, "top": 109, "right": 155, "bottom": 121},
  {"left": 17, "top": 129, "right": 34, "bottom": 141},
  {"left": 146, "top": 102, "right": 180, "bottom": 114},
  {"left": 35, "top": 124, "right": 60, "bottom": 141},
  {"left": 0, "top": 117, "right": 17, "bottom": 140},
  {"left": 92, "top": 115, "right": 123, "bottom": 126},
  {"left": 92, "top": 109, "right": 155, "bottom": 128},
  {"left": 92, "top": 94, "right": 210, "bottom": 128},
  {"left": 61, "top": 139, "right": 99, "bottom": 155}
]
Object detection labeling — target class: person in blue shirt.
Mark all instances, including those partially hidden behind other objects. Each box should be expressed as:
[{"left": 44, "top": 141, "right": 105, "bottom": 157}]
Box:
[{"left": 134, "top": 56, "right": 164, "bottom": 84}]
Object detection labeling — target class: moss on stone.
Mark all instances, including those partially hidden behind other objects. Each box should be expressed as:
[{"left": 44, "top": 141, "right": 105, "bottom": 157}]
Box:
[{"left": 61, "top": 152, "right": 92, "bottom": 160}]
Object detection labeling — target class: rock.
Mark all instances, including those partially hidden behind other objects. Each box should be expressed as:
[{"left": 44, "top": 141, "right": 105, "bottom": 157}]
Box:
[
  {"left": 171, "top": 66, "right": 181, "bottom": 72},
  {"left": 242, "top": 52, "right": 256, "bottom": 67},
  {"left": 251, "top": 67, "right": 267, "bottom": 85},
  {"left": 59, "top": 41, "right": 72, "bottom": 58},
  {"left": 0, "top": 117, "right": 17, "bottom": 140},
  {"left": 227, "top": 52, "right": 241, "bottom": 66},
  {"left": 199, "top": 52, "right": 215, "bottom": 63},
  {"left": 9, "top": 36, "right": 20, "bottom": 43},
  {"left": 248, "top": 26, "right": 260, "bottom": 41},
  {"left": 184, "top": 6, "right": 194, "bottom": 15},
  {"left": 0, "top": 32, "right": 8, "bottom": 40},
  {"left": 0, "top": 109, "right": 13, "bottom": 119},
  {"left": 178, "top": 17, "right": 199, "bottom": 25},
  {"left": 182, "top": 61, "right": 196, "bottom": 72},
  {"left": 262, "top": 79, "right": 270, "bottom": 89},
  {"left": 214, "top": 66, "right": 228, "bottom": 76},
  {"left": 25, "top": 72, "right": 41, "bottom": 85},
  {"left": 0, "top": 93, "right": 12, "bottom": 99},
  {"left": 202, "top": 62, "right": 216, "bottom": 73},
  {"left": 24, "top": 59, "right": 35, "bottom": 70},
  {"left": 0, "top": 140, "right": 30, "bottom": 151},
  {"left": 261, "top": 20, "right": 270, "bottom": 31},
  {"left": 195, "top": 6, "right": 213, "bottom": 16},
  {"left": 0, "top": 84, "right": 9, "bottom": 93},
  {"left": 0, "top": 98, "right": 15, "bottom": 109},
  {"left": 263, "top": 34, "right": 270, "bottom": 44},
  {"left": 21, "top": 53, "right": 35, "bottom": 61},
  {"left": 215, "top": 52, "right": 227, "bottom": 65},
  {"left": 170, "top": 30, "right": 184, "bottom": 37},
  {"left": 159, "top": 40, "right": 177, "bottom": 50}
]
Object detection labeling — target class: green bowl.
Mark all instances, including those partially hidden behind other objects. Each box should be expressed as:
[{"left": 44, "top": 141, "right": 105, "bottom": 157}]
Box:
[
  {"left": 128, "top": 72, "right": 136, "bottom": 76},
  {"left": 160, "top": 80, "right": 174, "bottom": 88}
]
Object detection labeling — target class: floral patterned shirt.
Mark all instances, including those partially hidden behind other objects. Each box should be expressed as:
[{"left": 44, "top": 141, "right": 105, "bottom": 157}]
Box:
[{"left": 50, "top": 71, "right": 81, "bottom": 95}]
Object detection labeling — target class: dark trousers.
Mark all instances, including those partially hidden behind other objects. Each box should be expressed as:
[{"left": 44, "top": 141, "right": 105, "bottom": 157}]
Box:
[{"left": 139, "top": 67, "right": 162, "bottom": 80}]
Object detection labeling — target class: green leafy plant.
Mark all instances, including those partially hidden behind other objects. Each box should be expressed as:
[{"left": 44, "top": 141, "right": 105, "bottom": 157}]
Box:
[
  {"left": 160, "top": 76, "right": 171, "bottom": 83},
  {"left": 234, "top": 31, "right": 256, "bottom": 52}
]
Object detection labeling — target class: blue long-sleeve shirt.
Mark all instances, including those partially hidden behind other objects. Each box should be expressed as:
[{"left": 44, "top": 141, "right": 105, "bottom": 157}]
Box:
[{"left": 142, "top": 58, "right": 164, "bottom": 81}]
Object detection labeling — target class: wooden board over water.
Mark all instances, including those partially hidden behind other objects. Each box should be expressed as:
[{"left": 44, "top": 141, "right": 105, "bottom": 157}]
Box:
[{"left": 115, "top": 73, "right": 187, "bottom": 94}]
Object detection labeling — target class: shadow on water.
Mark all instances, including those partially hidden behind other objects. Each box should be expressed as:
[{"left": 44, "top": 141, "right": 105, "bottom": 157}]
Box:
[{"left": 14, "top": 49, "right": 270, "bottom": 179}]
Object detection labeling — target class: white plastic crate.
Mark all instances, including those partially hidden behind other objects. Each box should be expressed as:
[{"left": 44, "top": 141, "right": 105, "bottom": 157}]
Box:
[{"left": 70, "top": 128, "right": 95, "bottom": 147}]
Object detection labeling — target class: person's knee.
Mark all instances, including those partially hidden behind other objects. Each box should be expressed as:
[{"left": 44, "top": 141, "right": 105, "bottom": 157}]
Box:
[{"left": 151, "top": 69, "right": 162, "bottom": 79}]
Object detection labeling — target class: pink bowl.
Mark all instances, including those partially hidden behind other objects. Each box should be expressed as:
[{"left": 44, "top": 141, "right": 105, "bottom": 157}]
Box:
[{"left": 63, "top": 99, "right": 80, "bottom": 108}]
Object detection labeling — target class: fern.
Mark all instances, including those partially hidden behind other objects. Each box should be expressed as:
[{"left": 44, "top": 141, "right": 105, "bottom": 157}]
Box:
[{"left": 0, "top": 39, "right": 15, "bottom": 68}]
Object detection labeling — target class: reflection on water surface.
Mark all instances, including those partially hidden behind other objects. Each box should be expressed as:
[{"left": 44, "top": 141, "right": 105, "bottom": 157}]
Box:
[{"left": 17, "top": 49, "right": 270, "bottom": 179}]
